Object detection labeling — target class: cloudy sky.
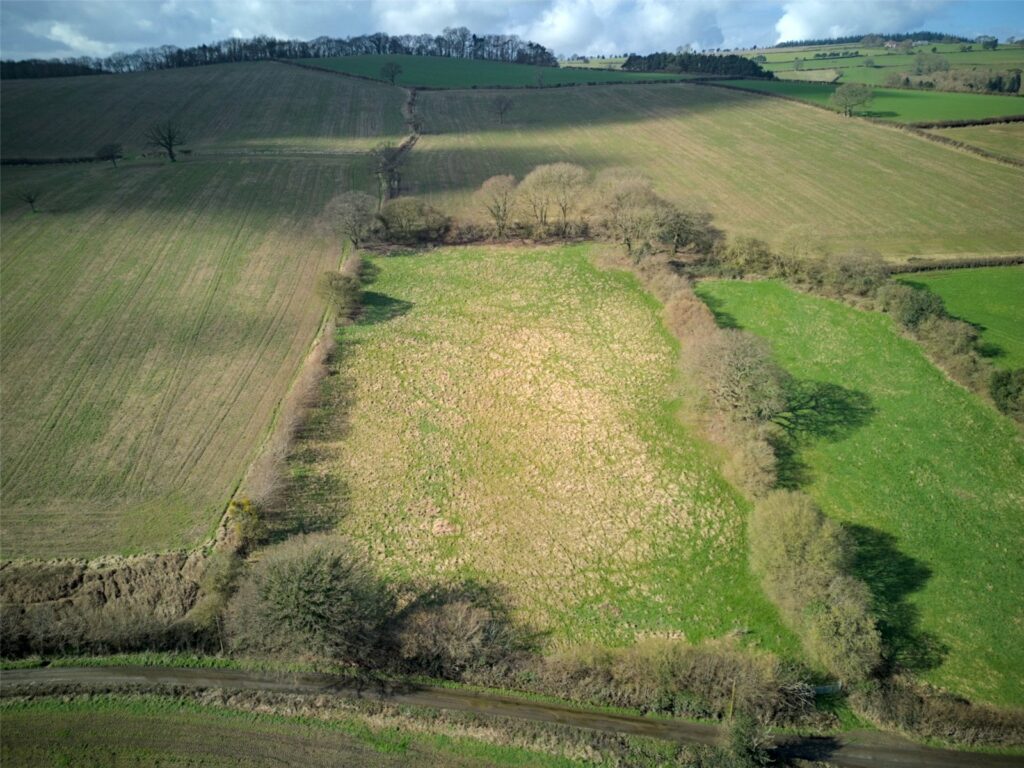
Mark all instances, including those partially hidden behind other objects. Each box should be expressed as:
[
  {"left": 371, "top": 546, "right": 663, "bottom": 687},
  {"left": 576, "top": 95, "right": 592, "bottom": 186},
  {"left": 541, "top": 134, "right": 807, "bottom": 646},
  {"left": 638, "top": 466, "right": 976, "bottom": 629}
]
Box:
[{"left": 2, "top": 0, "right": 1022, "bottom": 60}]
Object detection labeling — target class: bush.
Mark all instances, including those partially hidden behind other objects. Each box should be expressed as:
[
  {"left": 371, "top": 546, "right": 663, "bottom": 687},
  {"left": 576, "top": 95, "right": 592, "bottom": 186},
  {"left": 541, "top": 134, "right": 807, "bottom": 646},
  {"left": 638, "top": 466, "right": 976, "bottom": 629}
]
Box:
[
  {"left": 317, "top": 270, "right": 362, "bottom": 320},
  {"left": 711, "top": 237, "right": 778, "bottom": 276},
  {"left": 821, "top": 248, "right": 889, "bottom": 296},
  {"left": 225, "top": 497, "right": 267, "bottom": 552},
  {"left": 227, "top": 534, "right": 394, "bottom": 663},
  {"left": 377, "top": 198, "right": 449, "bottom": 244},
  {"left": 876, "top": 283, "right": 944, "bottom": 328},
  {"left": 990, "top": 368, "right": 1024, "bottom": 420}
]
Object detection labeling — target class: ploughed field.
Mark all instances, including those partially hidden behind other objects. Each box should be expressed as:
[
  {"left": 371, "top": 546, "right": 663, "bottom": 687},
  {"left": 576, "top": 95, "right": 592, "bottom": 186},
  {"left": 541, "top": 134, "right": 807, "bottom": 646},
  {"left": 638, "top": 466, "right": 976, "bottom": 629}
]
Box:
[
  {"left": 0, "top": 158, "right": 360, "bottom": 559},
  {"left": 0, "top": 695, "right": 584, "bottom": 767},
  {"left": 408, "top": 83, "right": 1024, "bottom": 256},
  {"left": 282, "top": 246, "right": 796, "bottom": 650},
  {"left": 695, "top": 280, "right": 1024, "bottom": 707},
  {"left": 898, "top": 265, "right": 1024, "bottom": 369}
]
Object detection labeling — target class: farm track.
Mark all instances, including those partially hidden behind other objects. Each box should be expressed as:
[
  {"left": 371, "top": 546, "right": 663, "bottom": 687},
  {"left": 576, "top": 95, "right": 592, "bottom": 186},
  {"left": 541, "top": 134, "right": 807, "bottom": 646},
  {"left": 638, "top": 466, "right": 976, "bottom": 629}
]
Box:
[{"left": 3, "top": 666, "right": 1021, "bottom": 768}]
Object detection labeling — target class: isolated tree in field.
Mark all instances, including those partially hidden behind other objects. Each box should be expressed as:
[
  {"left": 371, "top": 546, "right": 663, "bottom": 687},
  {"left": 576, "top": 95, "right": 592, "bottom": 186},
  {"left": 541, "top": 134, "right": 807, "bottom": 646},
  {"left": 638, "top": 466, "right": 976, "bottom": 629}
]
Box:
[
  {"left": 145, "top": 121, "right": 187, "bottom": 161},
  {"left": 475, "top": 175, "right": 517, "bottom": 236},
  {"left": 96, "top": 142, "right": 124, "bottom": 167},
  {"left": 831, "top": 83, "right": 873, "bottom": 116},
  {"left": 380, "top": 61, "right": 403, "bottom": 85},
  {"left": 863, "top": 57, "right": 876, "bottom": 68},
  {"left": 492, "top": 95, "right": 514, "bottom": 124},
  {"left": 370, "top": 142, "right": 405, "bottom": 208},
  {"left": 19, "top": 190, "right": 40, "bottom": 213},
  {"left": 326, "top": 191, "right": 377, "bottom": 248}
]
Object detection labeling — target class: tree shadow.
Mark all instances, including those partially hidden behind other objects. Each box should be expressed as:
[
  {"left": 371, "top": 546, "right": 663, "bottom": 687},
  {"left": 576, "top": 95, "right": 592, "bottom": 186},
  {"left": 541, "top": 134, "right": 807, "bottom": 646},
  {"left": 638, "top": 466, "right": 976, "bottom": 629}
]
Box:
[
  {"left": 860, "top": 110, "right": 898, "bottom": 118},
  {"left": 846, "top": 524, "right": 947, "bottom": 674},
  {"left": 693, "top": 288, "right": 742, "bottom": 329},
  {"left": 357, "top": 291, "right": 413, "bottom": 325},
  {"left": 771, "top": 380, "right": 875, "bottom": 489}
]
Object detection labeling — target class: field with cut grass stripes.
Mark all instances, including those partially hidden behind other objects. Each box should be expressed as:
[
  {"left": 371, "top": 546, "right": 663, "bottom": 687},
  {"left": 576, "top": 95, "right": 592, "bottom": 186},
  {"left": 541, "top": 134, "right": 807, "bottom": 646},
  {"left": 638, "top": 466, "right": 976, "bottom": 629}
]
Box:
[
  {"left": 0, "top": 158, "right": 359, "bottom": 559},
  {"left": 301, "top": 54, "right": 683, "bottom": 88},
  {"left": 695, "top": 279, "right": 1024, "bottom": 707},
  {"left": 930, "top": 122, "right": 1024, "bottom": 161},
  {"left": 408, "top": 83, "right": 1024, "bottom": 256},
  {"left": 281, "top": 246, "right": 797, "bottom": 651},
  {"left": 0, "top": 61, "right": 406, "bottom": 158},
  {"left": 898, "top": 266, "right": 1024, "bottom": 369},
  {"left": 718, "top": 79, "right": 1024, "bottom": 122}
]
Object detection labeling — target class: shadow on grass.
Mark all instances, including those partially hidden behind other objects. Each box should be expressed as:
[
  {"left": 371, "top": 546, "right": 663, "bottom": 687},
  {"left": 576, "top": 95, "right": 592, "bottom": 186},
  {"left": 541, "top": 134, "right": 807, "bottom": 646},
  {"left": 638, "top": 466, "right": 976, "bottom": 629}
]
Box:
[
  {"left": 695, "top": 289, "right": 742, "bottom": 329},
  {"left": 771, "top": 379, "right": 876, "bottom": 489},
  {"left": 846, "top": 524, "right": 947, "bottom": 674},
  {"left": 357, "top": 291, "right": 414, "bottom": 325}
]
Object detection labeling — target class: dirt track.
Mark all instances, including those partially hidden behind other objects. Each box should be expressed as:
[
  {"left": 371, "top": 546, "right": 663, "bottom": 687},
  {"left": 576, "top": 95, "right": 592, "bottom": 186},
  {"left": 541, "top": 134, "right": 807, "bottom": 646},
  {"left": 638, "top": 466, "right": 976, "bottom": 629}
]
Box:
[{"left": 2, "top": 666, "right": 1022, "bottom": 767}]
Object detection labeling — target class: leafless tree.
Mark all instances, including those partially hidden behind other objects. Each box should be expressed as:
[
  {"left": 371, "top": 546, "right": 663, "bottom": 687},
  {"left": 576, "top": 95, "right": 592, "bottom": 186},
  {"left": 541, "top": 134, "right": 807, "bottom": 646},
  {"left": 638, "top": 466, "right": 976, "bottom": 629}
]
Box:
[
  {"left": 96, "top": 142, "right": 124, "bottom": 167},
  {"left": 370, "top": 143, "right": 405, "bottom": 209},
  {"left": 475, "top": 175, "right": 517, "bottom": 237},
  {"left": 144, "top": 121, "right": 187, "bottom": 161},
  {"left": 19, "top": 190, "right": 40, "bottom": 213},
  {"left": 380, "top": 61, "right": 403, "bottom": 85},
  {"left": 592, "top": 170, "right": 666, "bottom": 257},
  {"left": 492, "top": 95, "right": 514, "bottom": 124},
  {"left": 325, "top": 191, "right": 378, "bottom": 249}
]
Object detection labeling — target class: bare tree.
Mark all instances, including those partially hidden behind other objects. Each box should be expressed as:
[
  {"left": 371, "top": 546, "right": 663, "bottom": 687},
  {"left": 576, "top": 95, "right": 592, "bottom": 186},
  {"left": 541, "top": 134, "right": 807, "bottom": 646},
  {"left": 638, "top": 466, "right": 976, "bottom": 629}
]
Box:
[
  {"left": 325, "top": 191, "right": 378, "bottom": 249},
  {"left": 96, "top": 142, "right": 123, "bottom": 167},
  {"left": 492, "top": 95, "right": 514, "bottom": 124},
  {"left": 370, "top": 143, "right": 405, "bottom": 209},
  {"left": 516, "top": 166, "right": 556, "bottom": 235},
  {"left": 145, "top": 121, "right": 187, "bottom": 161},
  {"left": 592, "top": 170, "right": 666, "bottom": 257},
  {"left": 475, "top": 175, "right": 517, "bottom": 237},
  {"left": 831, "top": 83, "right": 873, "bottom": 116},
  {"left": 19, "top": 190, "right": 40, "bottom": 213},
  {"left": 546, "top": 163, "right": 588, "bottom": 234},
  {"left": 380, "top": 61, "right": 403, "bottom": 85}
]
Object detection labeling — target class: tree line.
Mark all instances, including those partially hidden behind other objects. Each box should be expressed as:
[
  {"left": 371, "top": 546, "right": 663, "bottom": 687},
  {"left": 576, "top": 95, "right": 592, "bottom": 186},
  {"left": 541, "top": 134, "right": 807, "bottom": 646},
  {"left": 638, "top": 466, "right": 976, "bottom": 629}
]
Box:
[
  {"left": 1, "top": 27, "right": 558, "bottom": 80},
  {"left": 623, "top": 51, "right": 770, "bottom": 77},
  {"left": 774, "top": 31, "right": 969, "bottom": 49}
]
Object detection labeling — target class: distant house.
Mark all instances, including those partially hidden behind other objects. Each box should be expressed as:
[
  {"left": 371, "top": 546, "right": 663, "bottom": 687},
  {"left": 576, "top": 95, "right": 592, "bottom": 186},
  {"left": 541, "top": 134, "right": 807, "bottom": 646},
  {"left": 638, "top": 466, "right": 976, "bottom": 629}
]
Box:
[
  {"left": 883, "top": 41, "right": 899, "bottom": 49},
  {"left": 912, "top": 40, "right": 930, "bottom": 47}
]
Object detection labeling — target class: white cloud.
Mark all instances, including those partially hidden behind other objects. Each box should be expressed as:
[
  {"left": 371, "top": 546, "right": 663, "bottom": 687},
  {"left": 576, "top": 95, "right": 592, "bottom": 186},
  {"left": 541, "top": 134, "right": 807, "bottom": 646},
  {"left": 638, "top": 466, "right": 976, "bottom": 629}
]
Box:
[
  {"left": 29, "top": 21, "right": 120, "bottom": 56},
  {"left": 775, "top": 0, "right": 950, "bottom": 43}
]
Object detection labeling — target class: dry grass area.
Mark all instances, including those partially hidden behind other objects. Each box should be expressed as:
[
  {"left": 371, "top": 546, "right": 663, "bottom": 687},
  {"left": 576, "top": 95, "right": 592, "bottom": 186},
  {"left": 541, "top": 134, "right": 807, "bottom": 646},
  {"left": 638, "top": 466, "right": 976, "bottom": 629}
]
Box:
[
  {"left": 0, "top": 158, "right": 361, "bottom": 559},
  {"left": 407, "top": 83, "right": 1024, "bottom": 257},
  {"left": 283, "top": 246, "right": 796, "bottom": 650},
  {"left": 0, "top": 61, "right": 407, "bottom": 157}
]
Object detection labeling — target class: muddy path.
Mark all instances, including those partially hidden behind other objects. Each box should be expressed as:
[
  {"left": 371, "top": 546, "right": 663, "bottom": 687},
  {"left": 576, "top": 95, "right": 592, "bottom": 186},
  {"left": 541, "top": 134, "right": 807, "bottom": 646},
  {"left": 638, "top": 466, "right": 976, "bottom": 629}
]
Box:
[{"left": 2, "top": 666, "right": 1021, "bottom": 767}]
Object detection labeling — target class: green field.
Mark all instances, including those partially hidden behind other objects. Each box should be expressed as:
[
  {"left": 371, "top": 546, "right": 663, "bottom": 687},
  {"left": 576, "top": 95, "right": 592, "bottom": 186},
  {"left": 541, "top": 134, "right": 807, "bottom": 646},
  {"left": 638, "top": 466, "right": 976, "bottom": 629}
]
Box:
[
  {"left": 695, "top": 280, "right": 1024, "bottom": 707},
  {"left": 559, "top": 57, "right": 628, "bottom": 70},
  {"left": 898, "top": 266, "right": 1024, "bottom": 369},
  {"left": 0, "top": 61, "right": 406, "bottom": 157},
  {"left": 0, "top": 695, "right": 585, "bottom": 767},
  {"left": 930, "top": 122, "right": 1024, "bottom": 161},
  {"left": 301, "top": 54, "right": 682, "bottom": 88},
  {"left": 409, "top": 83, "right": 1024, "bottom": 256},
  {"left": 0, "top": 158, "right": 365, "bottom": 559},
  {"left": 718, "top": 79, "right": 1024, "bottom": 122},
  {"left": 282, "top": 245, "right": 796, "bottom": 650}
]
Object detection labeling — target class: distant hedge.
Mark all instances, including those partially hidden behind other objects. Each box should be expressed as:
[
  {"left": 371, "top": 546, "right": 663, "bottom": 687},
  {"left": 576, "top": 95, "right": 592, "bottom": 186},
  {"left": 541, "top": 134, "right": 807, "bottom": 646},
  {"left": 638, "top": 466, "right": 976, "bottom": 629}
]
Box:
[{"left": 623, "top": 51, "right": 770, "bottom": 78}]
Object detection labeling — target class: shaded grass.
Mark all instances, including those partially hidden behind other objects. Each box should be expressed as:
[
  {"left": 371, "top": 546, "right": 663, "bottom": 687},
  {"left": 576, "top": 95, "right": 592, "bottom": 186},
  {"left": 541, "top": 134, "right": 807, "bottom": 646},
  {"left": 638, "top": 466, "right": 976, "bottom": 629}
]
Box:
[
  {"left": 283, "top": 245, "right": 798, "bottom": 653},
  {"left": 0, "top": 695, "right": 588, "bottom": 767},
  {"left": 897, "top": 266, "right": 1024, "bottom": 369},
  {"left": 717, "top": 79, "right": 1024, "bottom": 122},
  {"left": 301, "top": 54, "right": 683, "bottom": 88},
  {"left": 694, "top": 280, "right": 1024, "bottom": 707},
  {"left": 409, "top": 83, "right": 1024, "bottom": 256},
  {"left": 0, "top": 158, "right": 370, "bottom": 559},
  {"left": 0, "top": 61, "right": 406, "bottom": 157}
]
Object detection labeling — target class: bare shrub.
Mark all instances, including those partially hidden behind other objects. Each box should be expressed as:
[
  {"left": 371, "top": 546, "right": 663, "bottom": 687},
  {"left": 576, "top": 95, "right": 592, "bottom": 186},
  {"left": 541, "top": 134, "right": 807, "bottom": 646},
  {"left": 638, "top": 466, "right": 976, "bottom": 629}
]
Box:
[
  {"left": 317, "top": 270, "right": 362, "bottom": 320},
  {"left": 591, "top": 170, "right": 666, "bottom": 257},
  {"left": 475, "top": 175, "right": 517, "bottom": 237},
  {"left": 821, "top": 248, "right": 889, "bottom": 296},
  {"left": 377, "top": 198, "right": 449, "bottom": 244},
  {"left": 694, "top": 331, "right": 787, "bottom": 423}
]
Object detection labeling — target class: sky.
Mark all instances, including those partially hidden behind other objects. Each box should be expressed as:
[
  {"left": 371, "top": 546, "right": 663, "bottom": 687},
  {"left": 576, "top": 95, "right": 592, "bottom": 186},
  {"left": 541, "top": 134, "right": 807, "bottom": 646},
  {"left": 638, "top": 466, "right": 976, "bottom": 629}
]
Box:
[{"left": 2, "top": 0, "right": 1022, "bottom": 60}]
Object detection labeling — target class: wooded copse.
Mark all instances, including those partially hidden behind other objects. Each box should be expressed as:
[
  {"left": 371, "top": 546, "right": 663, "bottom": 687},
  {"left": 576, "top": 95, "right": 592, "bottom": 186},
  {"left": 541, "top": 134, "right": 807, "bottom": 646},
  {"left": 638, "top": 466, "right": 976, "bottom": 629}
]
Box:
[
  {"left": 0, "top": 27, "right": 558, "bottom": 79},
  {"left": 623, "top": 51, "right": 770, "bottom": 77}
]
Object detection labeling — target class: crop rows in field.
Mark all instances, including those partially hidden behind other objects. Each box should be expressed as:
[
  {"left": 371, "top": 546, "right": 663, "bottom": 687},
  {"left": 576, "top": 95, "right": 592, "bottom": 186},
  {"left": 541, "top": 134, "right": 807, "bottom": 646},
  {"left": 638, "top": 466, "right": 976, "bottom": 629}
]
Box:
[
  {"left": 929, "top": 122, "right": 1024, "bottom": 162},
  {"left": 406, "top": 82, "right": 1024, "bottom": 257},
  {"left": 695, "top": 279, "right": 1024, "bottom": 707}
]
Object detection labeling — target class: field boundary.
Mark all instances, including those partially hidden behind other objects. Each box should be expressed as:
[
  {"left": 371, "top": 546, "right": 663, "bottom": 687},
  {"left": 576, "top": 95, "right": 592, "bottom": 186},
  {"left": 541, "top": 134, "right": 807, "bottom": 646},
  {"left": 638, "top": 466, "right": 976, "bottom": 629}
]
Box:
[
  {"left": 693, "top": 80, "right": 1024, "bottom": 169},
  {"left": 889, "top": 255, "right": 1024, "bottom": 274}
]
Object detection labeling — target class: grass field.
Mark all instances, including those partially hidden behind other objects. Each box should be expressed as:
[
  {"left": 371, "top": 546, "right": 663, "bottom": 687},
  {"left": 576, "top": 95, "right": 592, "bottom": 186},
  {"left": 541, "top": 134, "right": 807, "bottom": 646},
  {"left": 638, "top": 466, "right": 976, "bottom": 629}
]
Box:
[
  {"left": 282, "top": 245, "right": 797, "bottom": 651},
  {"left": 0, "top": 157, "right": 365, "bottom": 559},
  {"left": 898, "top": 266, "right": 1024, "bottom": 369},
  {"left": 559, "top": 57, "right": 628, "bottom": 70},
  {"left": 0, "top": 695, "right": 586, "bottom": 767},
  {"left": 775, "top": 68, "right": 841, "bottom": 82},
  {"left": 930, "top": 122, "right": 1024, "bottom": 161},
  {"left": 694, "top": 280, "right": 1024, "bottom": 707},
  {"left": 409, "top": 83, "right": 1024, "bottom": 256},
  {"left": 301, "top": 54, "right": 682, "bottom": 88},
  {"left": 717, "top": 79, "right": 1024, "bottom": 122},
  {"left": 0, "top": 61, "right": 406, "bottom": 158}
]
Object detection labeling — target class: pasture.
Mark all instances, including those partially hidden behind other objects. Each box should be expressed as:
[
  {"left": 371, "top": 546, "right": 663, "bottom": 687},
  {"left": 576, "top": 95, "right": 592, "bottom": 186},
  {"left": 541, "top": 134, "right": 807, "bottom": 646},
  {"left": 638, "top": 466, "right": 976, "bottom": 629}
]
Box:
[
  {"left": 283, "top": 246, "right": 797, "bottom": 650},
  {"left": 301, "top": 54, "right": 682, "bottom": 88},
  {"left": 0, "top": 695, "right": 585, "bottom": 767},
  {"left": 898, "top": 266, "right": 1024, "bottom": 369},
  {"left": 409, "top": 83, "right": 1024, "bottom": 256},
  {"left": 930, "top": 122, "right": 1024, "bottom": 161},
  {"left": 717, "top": 79, "right": 1024, "bottom": 122},
  {"left": 0, "top": 61, "right": 406, "bottom": 158},
  {"left": 695, "top": 280, "right": 1024, "bottom": 707},
  {"left": 0, "top": 157, "right": 360, "bottom": 559}
]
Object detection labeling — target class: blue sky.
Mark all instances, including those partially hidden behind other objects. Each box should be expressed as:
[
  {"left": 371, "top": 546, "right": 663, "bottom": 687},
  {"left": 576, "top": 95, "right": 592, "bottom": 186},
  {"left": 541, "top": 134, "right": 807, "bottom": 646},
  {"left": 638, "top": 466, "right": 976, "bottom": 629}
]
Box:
[{"left": 2, "top": 0, "right": 1022, "bottom": 60}]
